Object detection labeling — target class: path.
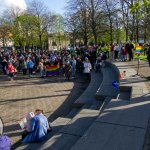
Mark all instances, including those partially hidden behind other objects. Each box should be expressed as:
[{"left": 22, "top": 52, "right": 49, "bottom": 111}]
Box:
[{"left": 0, "top": 74, "right": 89, "bottom": 146}]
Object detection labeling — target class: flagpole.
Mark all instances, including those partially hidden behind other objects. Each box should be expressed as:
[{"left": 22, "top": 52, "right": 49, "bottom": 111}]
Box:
[{"left": 137, "top": 54, "right": 140, "bottom": 75}]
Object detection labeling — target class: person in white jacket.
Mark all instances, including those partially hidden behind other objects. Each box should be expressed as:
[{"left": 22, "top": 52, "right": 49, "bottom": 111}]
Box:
[
  {"left": 83, "top": 57, "right": 92, "bottom": 79},
  {"left": 114, "top": 44, "right": 119, "bottom": 60}
]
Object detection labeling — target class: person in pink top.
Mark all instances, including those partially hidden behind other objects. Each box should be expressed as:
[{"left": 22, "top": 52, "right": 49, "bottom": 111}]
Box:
[{"left": 8, "top": 62, "right": 15, "bottom": 81}]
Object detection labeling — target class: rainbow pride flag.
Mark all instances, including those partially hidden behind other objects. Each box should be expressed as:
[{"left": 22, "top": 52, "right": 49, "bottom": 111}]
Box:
[
  {"left": 135, "top": 46, "right": 144, "bottom": 54},
  {"left": 45, "top": 64, "right": 60, "bottom": 76}
]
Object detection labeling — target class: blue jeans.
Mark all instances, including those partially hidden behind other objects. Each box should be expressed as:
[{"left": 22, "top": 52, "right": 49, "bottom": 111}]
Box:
[{"left": 40, "top": 69, "right": 45, "bottom": 77}]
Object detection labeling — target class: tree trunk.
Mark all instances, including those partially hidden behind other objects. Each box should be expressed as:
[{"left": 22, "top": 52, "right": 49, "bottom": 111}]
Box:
[
  {"left": 84, "top": 35, "right": 88, "bottom": 46},
  {"left": 110, "top": 22, "right": 113, "bottom": 44},
  {"left": 136, "top": 13, "right": 139, "bottom": 43},
  {"left": 94, "top": 33, "right": 97, "bottom": 45},
  {"left": 39, "top": 34, "right": 42, "bottom": 50},
  {"left": 126, "top": 29, "right": 128, "bottom": 42},
  {"left": 144, "top": 25, "right": 147, "bottom": 43},
  {"left": 2, "top": 37, "right": 5, "bottom": 50}
]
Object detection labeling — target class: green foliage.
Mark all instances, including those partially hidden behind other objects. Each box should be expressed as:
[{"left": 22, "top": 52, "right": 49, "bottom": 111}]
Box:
[
  {"left": 131, "top": 0, "right": 150, "bottom": 13},
  {"left": 0, "top": 18, "right": 12, "bottom": 47},
  {"left": 115, "top": 29, "right": 126, "bottom": 43},
  {"left": 12, "top": 14, "right": 48, "bottom": 48}
]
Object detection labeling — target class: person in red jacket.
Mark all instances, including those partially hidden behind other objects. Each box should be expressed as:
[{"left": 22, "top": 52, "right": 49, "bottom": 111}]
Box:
[{"left": 8, "top": 62, "right": 15, "bottom": 81}]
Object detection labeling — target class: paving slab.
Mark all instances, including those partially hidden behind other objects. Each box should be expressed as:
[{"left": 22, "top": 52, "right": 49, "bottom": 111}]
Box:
[
  {"left": 71, "top": 122, "right": 146, "bottom": 150},
  {"left": 96, "top": 98, "right": 150, "bottom": 128}
]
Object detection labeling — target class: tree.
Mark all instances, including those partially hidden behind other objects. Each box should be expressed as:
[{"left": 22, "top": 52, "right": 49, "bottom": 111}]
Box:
[
  {"left": 12, "top": 14, "right": 39, "bottom": 49},
  {"left": 0, "top": 18, "right": 12, "bottom": 49},
  {"left": 65, "top": 13, "right": 79, "bottom": 46},
  {"left": 87, "top": 0, "right": 101, "bottom": 44},
  {"left": 66, "top": 0, "right": 90, "bottom": 45},
  {"left": 102, "top": 0, "right": 120, "bottom": 44},
  {"left": 28, "top": 0, "right": 53, "bottom": 49},
  {"left": 120, "top": 0, "right": 130, "bottom": 41}
]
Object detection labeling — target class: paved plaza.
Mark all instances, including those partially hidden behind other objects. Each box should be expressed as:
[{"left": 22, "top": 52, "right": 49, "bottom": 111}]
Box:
[{"left": 0, "top": 75, "right": 89, "bottom": 146}]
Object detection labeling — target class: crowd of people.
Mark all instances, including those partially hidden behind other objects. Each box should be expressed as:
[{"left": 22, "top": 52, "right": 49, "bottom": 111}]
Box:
[
  {"left": 0, "top": 46, "right": 106, "bottom": 81},
  {"left": 0, "top": 42, "right": 150, "bottom": 81}
]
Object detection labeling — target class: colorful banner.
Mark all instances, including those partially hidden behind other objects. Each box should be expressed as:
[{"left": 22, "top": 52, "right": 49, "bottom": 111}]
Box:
[
  {"left": 45, "top": 64, "right": 60, "bottom": 76},
  {"left": 135, "top": 46, "right": 144, "bottom": 54}
]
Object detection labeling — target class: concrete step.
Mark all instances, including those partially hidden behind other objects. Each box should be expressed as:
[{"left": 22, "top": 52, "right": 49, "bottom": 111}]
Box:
[
  {"left": 16, "top": 117, "right": 71, "bottom": 150},
  {"left": 71, "top": 122, "right": 145, "bottom": 150},
  {"left": 74, "top": 72, "right": 103, "bottom": 107},
  {"left": 60, "top": 109, "right": 99, "bottom": 136},
  {"left": 34, "top": 109, "right": 99, "bottom": 150},
  {"left": 99, "top": 97, "right": 112, "bottom": 114},
  {"left": 66, "top": 108, "right": 81, "bottom": 118},
  {"left": 90, "top": 100, "right": 103, "bottom": 110},
  {"left": 95, "top": 65, "right": 119, "bottom": 101}
]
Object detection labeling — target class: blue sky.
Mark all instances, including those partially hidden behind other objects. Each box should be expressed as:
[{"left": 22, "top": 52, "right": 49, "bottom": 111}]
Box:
[
  {"left": 0, "top": 0, "right": 67, "bottom": 15},
  {"left": 44, "top": 0, "right": 67, "bottom": 14},
  {"left": 26, "top": 0, "right": 67, "bottom": 14}
]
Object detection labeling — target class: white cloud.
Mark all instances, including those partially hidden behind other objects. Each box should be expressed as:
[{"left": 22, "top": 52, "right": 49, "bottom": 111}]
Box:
[{"left": 0, "top": 0, "right": 27, "bottom": 10}]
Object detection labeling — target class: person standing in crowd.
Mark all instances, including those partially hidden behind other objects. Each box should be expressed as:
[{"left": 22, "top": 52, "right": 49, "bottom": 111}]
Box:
[
  {"left": 27, "top": 58, "right": 34, "bottom": 77},
  {"left": 110, "top": 43, "right": 115, "bottom": 60},
  {"left": 144, "top": 43, "right": 148, "bottom": 56},
  {"left": 147, "top": 45, "right": 150, "bottom": 67},
  {"left": 39, "top": 59, "right": 45, "bottom": 78},
  {"left": 95, "top": 53, "right": 102, "bottom": 72},
  {"left": 71, "top": 57, "right": 76, "bottom": 77},
  {"left": 76, "top": 57, "right": 83, "bottom": 73},
  {"left": 1, "top": 57, "right": 7, "bottom": 74},
  {"left": 83, "top": 57, "right": 92, "bottom": 79},
  {"left": 121, "top": 45, "right": 127, "bottom": 62},
  {"left": 20, "top": 59, "right": 27, "bottom": 75},
  {"left": 7, "top": 62, "right": 15, "bottom": 81},
  {"left": 125, "top": 42, "right": 134, "bottom": 61},
  {"left": 64, "top": 61, "right": 72, "bottom": 81},
  {"left": 114, "top": 44, "right": 119, "bottom": 61},
  {"left": 119, "top": 42, "right": 122, "bottom": 61}
]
